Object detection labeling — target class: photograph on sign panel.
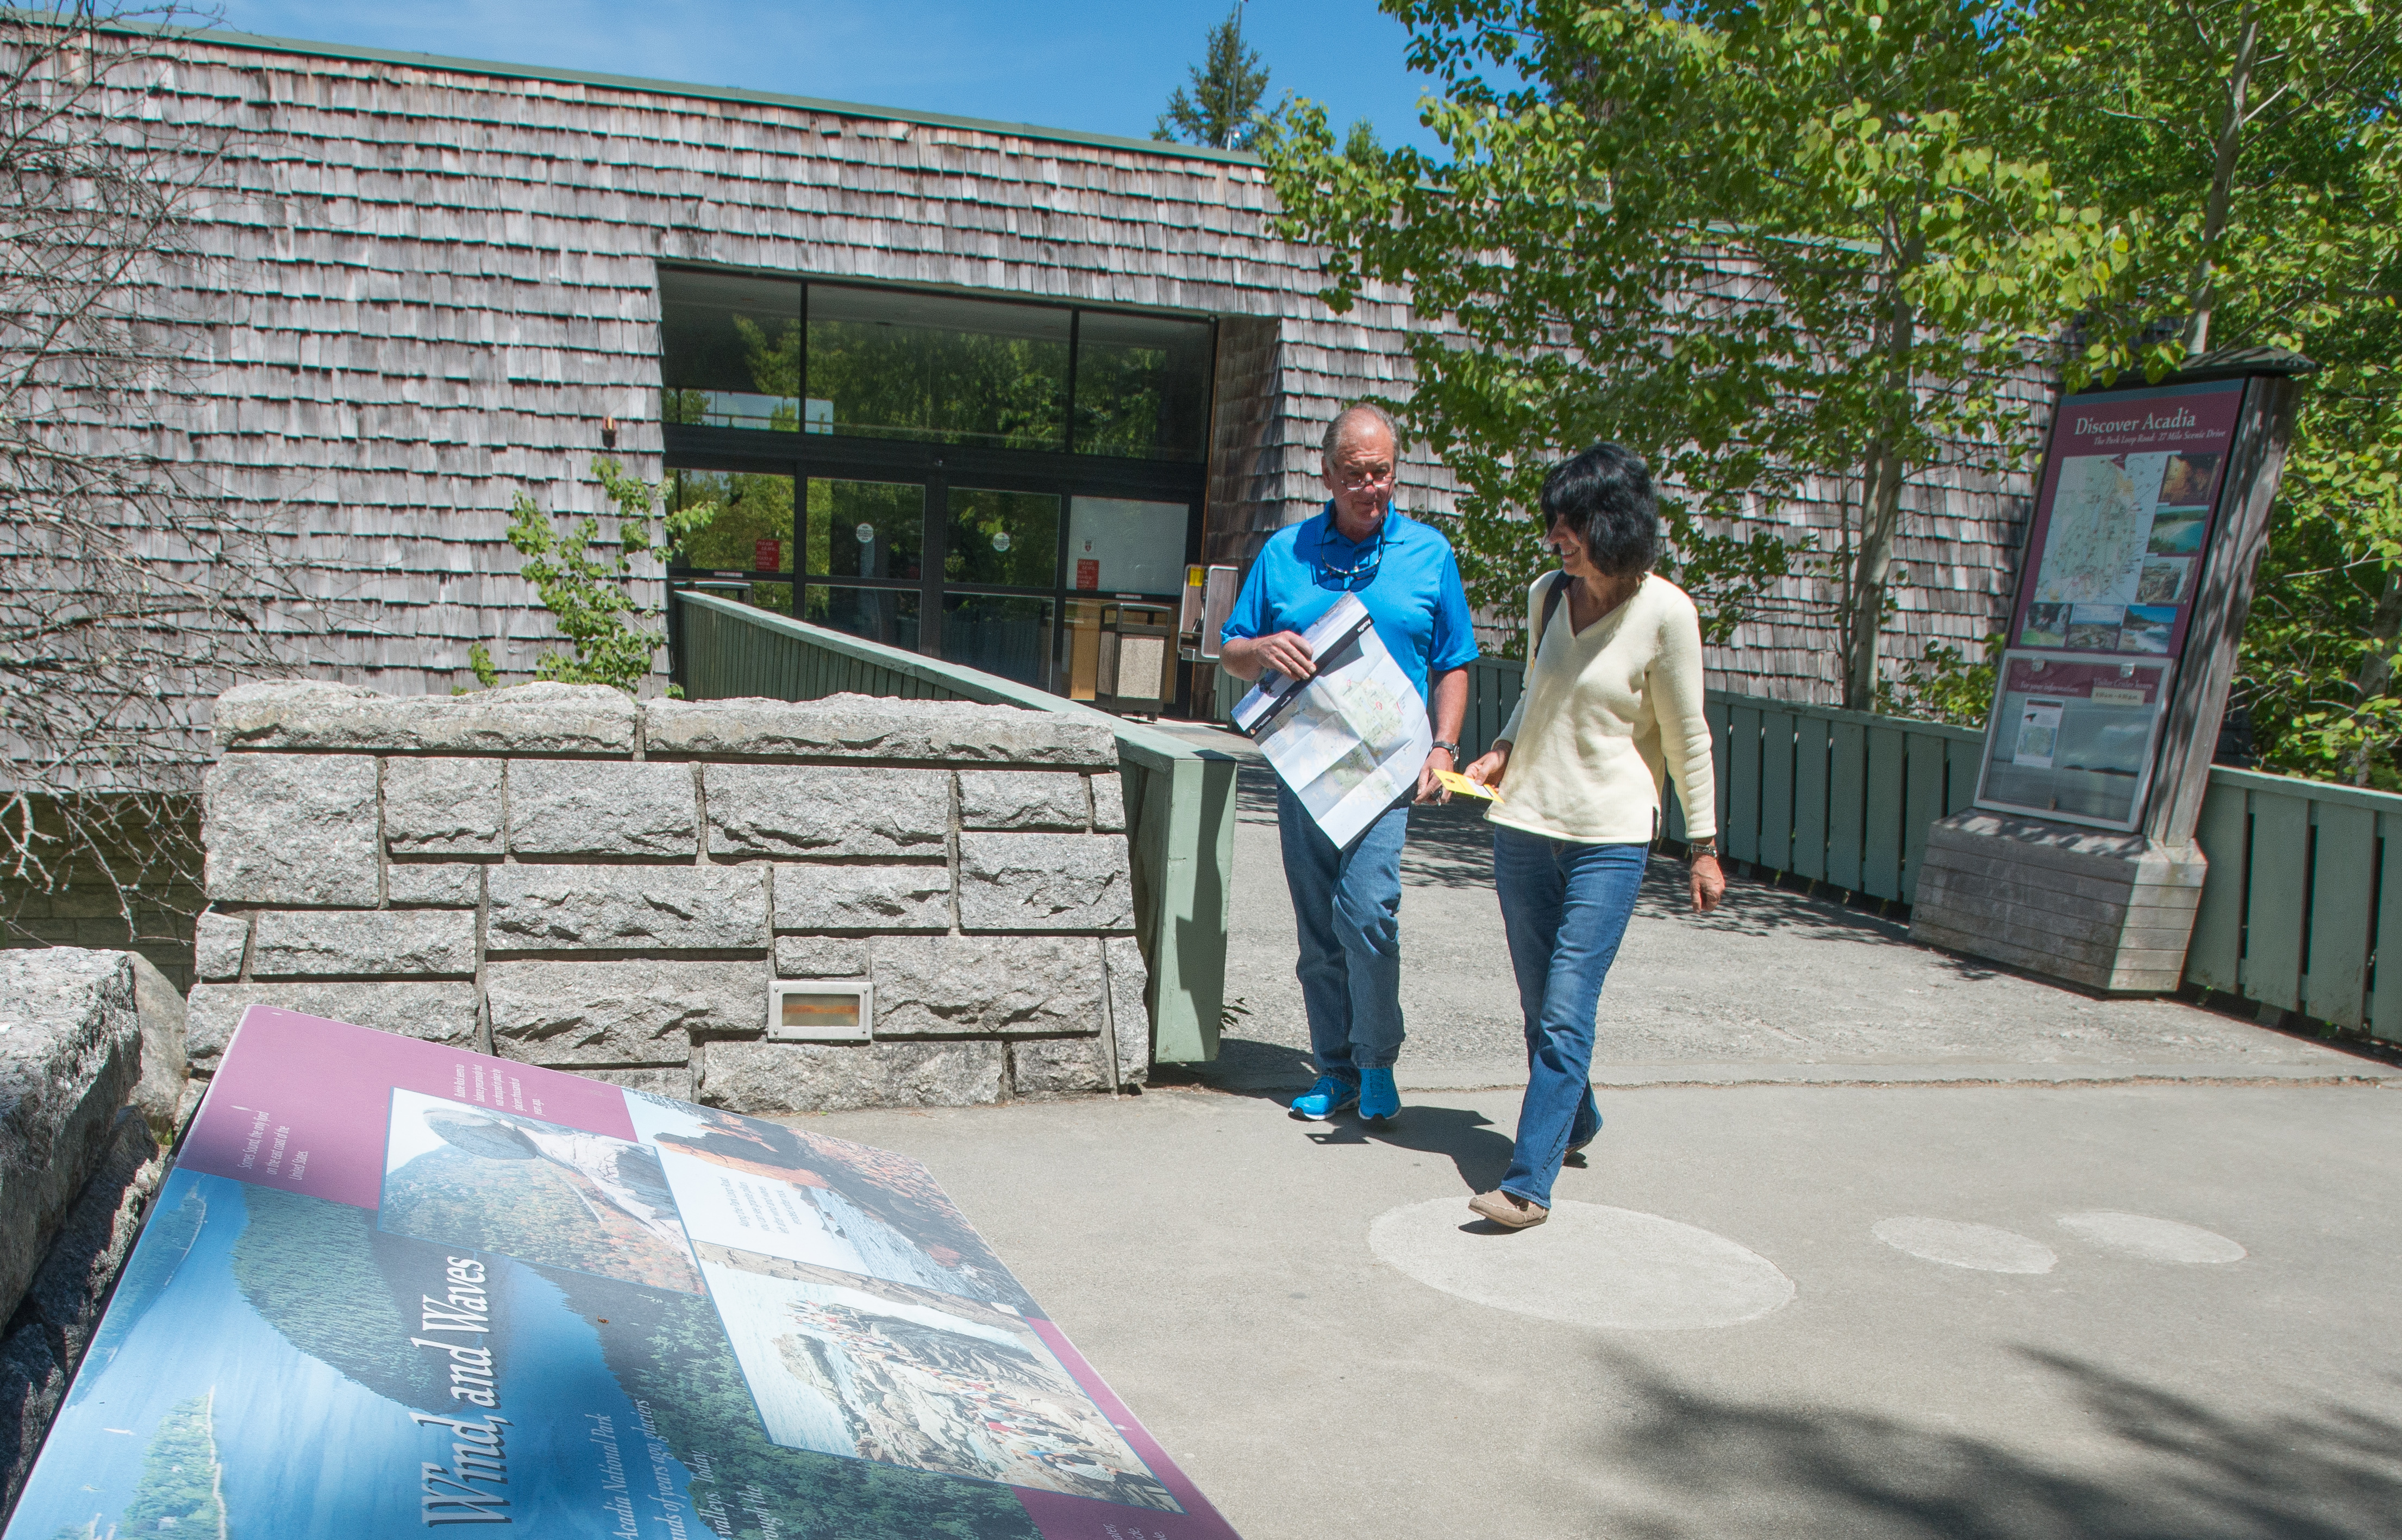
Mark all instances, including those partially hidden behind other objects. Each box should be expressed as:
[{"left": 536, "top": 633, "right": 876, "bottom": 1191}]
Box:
[
  {"left": 2146, "top": 510, "right": 2210, "bottom": 556},
  {"left": 2019, "top": 602, "right": 2069, "bottom": 648},
  {"left": 2065, "top": 604, "right": 2125, "bottom": 652},
  {"left": 625, "top": 1098, "right": 1032, "bottom": 1309},
  {"left": 379, "top": 1089, "right": 703, "bottom": 1293},
  {"left": 2157, "top": 451, "right": 2222, "bottom": 506},
  {"left": 697, "top": 1243, "right": 1183, "bottom": 1511},
  {"left": 2119, "top": 605, "right": 2175, "bottom": 654},
  {"left": 2135, "top": 558, "right": 2192, "bottom": 605}
]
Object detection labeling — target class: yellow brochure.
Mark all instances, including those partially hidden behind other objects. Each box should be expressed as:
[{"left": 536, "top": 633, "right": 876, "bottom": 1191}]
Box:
[{"left": 1435, "top": 769, "right": 1502, "bottom": 802}]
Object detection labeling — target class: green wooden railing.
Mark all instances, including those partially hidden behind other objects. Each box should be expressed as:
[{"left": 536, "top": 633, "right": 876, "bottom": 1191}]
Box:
[
  {"left": 1513, "top": 674, "right": 2401, "bottom": 1043},
  {"left": 1701, "top": 695, "right": 1985, "bottom": 901},
  {"left": 677, "top": 593, "right": 1238, "bottom": 1064},
  {"left": 2188, "top": 768, "right": 2400, "bottom": 1040}
]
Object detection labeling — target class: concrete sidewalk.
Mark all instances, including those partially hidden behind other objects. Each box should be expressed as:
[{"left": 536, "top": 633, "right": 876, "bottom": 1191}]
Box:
[
  {"left": 796, "top": 733, "right": 2400, "bottom": 1537},
  {"left": 1150, "top": 729, "right": 2392, "bottom": 1093},
  {"left": 809, "top": 1078, "right": 2402, "bottom": 1540}
]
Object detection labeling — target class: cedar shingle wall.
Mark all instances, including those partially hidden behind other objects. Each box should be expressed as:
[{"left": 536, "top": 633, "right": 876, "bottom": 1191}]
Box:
[{"left": 114, "top": 34, "right": 2032, "bottom": 728}]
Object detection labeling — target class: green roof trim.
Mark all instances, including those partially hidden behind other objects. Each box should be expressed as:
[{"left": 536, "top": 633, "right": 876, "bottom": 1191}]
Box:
[{"left": 90, "top": 12, "right": 1267, "bottom": 168}]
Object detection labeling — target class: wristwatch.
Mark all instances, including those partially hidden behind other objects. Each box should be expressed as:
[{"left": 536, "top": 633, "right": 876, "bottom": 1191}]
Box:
[
  {"left": 1687, "top": 837, "right": 1719, "bottom": 857},
  {"left": 1431, "top": 741, "right": 1459, "bottom": 757}
]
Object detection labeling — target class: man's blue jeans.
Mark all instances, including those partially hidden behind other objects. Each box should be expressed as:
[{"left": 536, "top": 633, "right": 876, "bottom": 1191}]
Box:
[
  {"left": 1492, "top": 827, "right": 1649, "bottom": 1207},
  {"left": 1278, "top": 781, "right": 1410, "bottom": 1084}
]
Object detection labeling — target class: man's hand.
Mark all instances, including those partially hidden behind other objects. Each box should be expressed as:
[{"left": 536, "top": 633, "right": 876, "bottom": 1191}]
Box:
[
  {"left": 1690, "top": 854, "right": 1727, "bottom": 914},
  {"left": 1413, "top": 745, "right": 1456, "bottom": 804},
  {"left": 1222, "top": 630, "right": 1315, "bottom": 684}
]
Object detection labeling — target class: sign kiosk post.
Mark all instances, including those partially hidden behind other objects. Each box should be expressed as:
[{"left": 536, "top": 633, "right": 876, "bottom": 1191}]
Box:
[{"left": 1910, "top": 348, "right": 2313, "bottom": 992}]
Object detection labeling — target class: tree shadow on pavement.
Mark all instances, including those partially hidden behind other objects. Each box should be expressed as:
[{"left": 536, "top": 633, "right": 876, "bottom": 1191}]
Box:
[
  {"left": 1630, "top": 862, "right": 1934, "bottom": 949},
  {"left": 1594, "top": 1345, "right": 2402, "bottom": 1539}
]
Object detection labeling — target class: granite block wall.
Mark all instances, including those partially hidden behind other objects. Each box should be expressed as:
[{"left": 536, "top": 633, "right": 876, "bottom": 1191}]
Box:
[
  {"left": 192, "top": 681, "right": 1150, "bottom": 1113},
  {"left": 0, "top": 949, "right": 190, "bottom": 1520}
]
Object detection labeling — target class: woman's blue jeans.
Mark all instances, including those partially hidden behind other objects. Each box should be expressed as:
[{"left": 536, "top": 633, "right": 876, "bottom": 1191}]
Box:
[{"left": 1492, "top": 827, "right": 1649, "bottom": 1208}]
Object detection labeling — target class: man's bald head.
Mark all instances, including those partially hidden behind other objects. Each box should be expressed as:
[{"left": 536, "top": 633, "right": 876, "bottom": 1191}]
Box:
[
  {"left": 1322, "top": 403, "right": 1399, "bottom": 462},
  {"left": 1321, "top": 404, "right": 1402, "bottom": 536}
]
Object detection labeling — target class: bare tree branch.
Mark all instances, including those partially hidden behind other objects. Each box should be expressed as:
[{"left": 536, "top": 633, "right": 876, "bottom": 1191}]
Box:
[{"left": 0, "top": 4, "right": 298, "bottom": 960}]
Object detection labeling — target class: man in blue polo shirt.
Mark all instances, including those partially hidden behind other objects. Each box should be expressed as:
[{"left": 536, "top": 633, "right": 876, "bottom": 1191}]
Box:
[{"left": 1221, "top": 403, "right": 1478, "bottom": 1125}]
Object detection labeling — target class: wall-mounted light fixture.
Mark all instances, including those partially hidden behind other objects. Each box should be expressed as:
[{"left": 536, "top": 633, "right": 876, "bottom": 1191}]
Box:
[{"left": 767, "top": 981, "right": 873, "bottom": 1043}]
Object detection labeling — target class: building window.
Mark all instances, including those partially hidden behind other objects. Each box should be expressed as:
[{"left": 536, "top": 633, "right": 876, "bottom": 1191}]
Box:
[
  {"left": 1072, "top": 311, "right": 1212, "bottom": 462},
  {"left": 660, "top": 270, "right": 1211, "bottom": 462},
  {"left": 661, "top": 268, "right": 1213, "bottom": 712},
  {"left": 808, "top": 285, "right": 1071, "bottom": 452},
  {"left": 660, "top": 272, "right": 803, "bottom": 432},
  {"left": 804, "top": 477, "right": 924, "bottom": 580}
]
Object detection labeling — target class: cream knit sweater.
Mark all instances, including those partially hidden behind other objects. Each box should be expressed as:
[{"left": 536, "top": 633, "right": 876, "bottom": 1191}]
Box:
[{"left": 1487, "top": 572, "right": 1719, "bottom": 844}]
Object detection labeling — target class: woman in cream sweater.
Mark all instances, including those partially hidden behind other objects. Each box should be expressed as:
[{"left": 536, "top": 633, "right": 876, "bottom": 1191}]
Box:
[{"left": 1460, "top": 443, "right": 1726, "bottom": 1230}]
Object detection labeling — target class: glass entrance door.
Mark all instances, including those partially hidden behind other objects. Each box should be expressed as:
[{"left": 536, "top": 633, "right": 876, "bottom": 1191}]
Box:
[
  {"left": 666, "top": 450, "right": 1200, "bottom": 708},
  {"left": 800, "top": 477, "right": 927, "bottom": 654},
  {"left": 941, "top": 485, "right": 1060, "bottom": 689}
]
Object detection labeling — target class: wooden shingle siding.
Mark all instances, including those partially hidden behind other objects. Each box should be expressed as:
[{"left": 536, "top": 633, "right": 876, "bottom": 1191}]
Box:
[{"left": 105, "top": 28, "right": 2037, "bottom": 746}]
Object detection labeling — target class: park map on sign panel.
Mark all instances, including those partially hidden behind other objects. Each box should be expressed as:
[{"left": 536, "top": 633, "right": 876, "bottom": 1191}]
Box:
[{"left": 7, "top": 1009, "right": 1243, "bottom": 1540}]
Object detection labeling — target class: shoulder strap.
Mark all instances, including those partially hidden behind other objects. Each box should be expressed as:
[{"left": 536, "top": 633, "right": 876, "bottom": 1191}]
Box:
[{"left": 1534, "top": 571, "right": 1570, "bottom": 660}]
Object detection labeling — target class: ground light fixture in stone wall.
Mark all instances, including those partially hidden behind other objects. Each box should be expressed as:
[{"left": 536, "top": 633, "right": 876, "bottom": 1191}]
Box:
[{"left": 191, "top": 682, "right": 1150, "bottom": 1113}]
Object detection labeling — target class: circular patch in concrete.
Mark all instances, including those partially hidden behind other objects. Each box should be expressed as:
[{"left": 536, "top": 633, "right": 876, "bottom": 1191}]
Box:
[
  {"left": 1873, "top": 1217, "right": 2057, "bottom": 1274},
  {"left": 2058, "top": 1211, "right": 2245, "bottom": 1264},
  {"left": 1368, "top": 1198, "right": 1794, "bottom": 1331}
]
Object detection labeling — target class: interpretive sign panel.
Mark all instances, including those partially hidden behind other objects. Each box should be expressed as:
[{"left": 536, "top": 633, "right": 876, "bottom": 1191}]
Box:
[
  {"left": 1231, "top": 592, "right": 1431, "bottom": 848},
  {"left": 8, "top": 1009, "right": 1242, "bottom": 1540},
  {"left": 1975, "top": 378, "right": 2245, "bottom": 831}
]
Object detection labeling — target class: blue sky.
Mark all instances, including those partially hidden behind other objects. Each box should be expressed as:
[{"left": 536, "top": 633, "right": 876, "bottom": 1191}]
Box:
[{"left": 204, "top": 0, "right": 1452, "bottom": 154}]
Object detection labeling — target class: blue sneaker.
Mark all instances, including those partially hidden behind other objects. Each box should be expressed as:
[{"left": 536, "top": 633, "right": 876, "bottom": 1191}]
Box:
[
  {"left": 1290, "top": 1076, "right": 1358, "bottom": 1120},
  {"left": 1359, "top": 1067, "right": 1400, "bottom": 1123}
]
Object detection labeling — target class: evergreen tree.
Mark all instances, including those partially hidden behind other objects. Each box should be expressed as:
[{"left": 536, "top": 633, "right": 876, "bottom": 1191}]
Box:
[{"left": 1155, "top": 4, "right": 1272, "bottom": 151}]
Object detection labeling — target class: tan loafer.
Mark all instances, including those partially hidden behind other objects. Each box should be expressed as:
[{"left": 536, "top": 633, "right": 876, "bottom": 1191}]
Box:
[{"left": 1468, "top": 1190, "right": 1549, "bottom": 1229}]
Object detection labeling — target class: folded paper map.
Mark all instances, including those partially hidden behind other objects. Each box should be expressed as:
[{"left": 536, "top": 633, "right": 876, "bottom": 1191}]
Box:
[{"left": 1231, "top": 593, "right": 1433, "bottom": 847}]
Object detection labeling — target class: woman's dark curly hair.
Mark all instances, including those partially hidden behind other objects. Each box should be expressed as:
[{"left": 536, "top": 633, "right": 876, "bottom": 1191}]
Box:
[{"left": 1538, "top": 442, "right": 1659, "bottom": 578}]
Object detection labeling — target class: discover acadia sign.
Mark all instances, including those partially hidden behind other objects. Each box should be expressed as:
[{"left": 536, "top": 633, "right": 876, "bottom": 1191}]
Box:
[
  {"left": 1975, "top": 378, "right": 2244, "bottom": 832},
  {"left": 1913, "top": 349, "right": 2312, "bottom": 993},
  {"left": 10, "top": 1010, "right": 1242, "bottom": 1540}
]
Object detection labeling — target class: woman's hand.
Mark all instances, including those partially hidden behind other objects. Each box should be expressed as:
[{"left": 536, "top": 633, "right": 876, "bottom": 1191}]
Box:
[
  {"left": 1463, "top": 743, "right": 1510, "bottom": 792},
  {"left": 1689, "top": 853, "right": 1727, "bottom": 914}
]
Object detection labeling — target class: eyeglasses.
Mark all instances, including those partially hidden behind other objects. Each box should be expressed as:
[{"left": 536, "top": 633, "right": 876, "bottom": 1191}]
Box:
[{"left": 1330, "top": 464, "right": 1397, "bottom": 492}]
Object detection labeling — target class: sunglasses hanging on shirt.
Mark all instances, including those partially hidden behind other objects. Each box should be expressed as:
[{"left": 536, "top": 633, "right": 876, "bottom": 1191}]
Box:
[{"left": 1311, "top": 518, "right": 1390, "bottom": 590}]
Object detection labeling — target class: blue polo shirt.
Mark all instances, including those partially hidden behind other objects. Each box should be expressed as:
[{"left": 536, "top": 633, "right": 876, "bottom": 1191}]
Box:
[{"left": 1221, "top": 505, "right": 1479, "bottom": 699}]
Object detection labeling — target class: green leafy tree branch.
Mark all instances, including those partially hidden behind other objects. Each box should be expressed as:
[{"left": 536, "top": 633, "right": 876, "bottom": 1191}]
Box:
[
  {"left": 1265, "top": 1, "right": 2136, "bottom": 690},
  {"left": 2017, "top": 0, "right": 2401, "bottom": 783},
  {"left": 503, "top": 457, "right": 712, "bottom": 693}
]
